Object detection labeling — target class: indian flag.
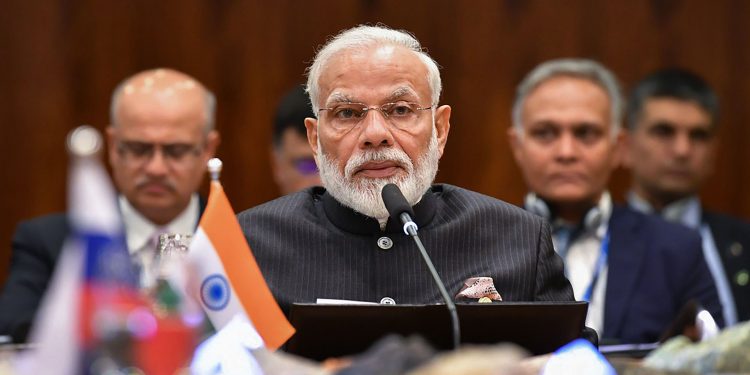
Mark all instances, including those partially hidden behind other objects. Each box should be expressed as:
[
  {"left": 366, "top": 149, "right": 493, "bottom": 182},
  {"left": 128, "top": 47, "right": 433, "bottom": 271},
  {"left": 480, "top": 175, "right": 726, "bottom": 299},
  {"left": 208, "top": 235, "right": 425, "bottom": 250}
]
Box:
[{"left": 186, "top": 179, "right": 294, "bottom": 350}]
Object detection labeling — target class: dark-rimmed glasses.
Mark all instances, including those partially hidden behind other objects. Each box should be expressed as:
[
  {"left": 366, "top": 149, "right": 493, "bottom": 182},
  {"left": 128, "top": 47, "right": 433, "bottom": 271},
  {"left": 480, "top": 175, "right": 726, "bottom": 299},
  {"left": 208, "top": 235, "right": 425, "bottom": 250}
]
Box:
[
  {"left": 293, "top": 157, "right": 319, "bottom": 175},
  {"left": 116, "top": 140, "right": 203, "bottom": 166}
]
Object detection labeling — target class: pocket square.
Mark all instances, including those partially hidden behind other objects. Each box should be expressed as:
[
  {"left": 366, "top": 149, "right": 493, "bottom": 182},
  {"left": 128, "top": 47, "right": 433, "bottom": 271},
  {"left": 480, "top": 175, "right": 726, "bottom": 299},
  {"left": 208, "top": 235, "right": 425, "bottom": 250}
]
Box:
[{"left": 455, "top": 277, "right": 502, "bottom": 302}]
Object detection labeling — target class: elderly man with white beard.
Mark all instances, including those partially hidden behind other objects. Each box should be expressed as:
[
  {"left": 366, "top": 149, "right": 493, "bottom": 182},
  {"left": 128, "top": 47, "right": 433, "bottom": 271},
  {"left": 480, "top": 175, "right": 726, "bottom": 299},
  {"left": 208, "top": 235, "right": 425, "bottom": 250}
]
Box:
[{"left": 237, "top": 25, "right": 573, "bottom": 314}]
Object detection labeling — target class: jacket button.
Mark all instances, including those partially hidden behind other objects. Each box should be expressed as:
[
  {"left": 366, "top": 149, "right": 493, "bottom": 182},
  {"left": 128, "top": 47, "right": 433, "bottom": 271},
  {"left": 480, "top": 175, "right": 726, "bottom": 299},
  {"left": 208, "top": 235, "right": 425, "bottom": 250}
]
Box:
[
  {"left": 380, "top": 297, "right": 396, "bottom": 305},
  {"left": 736, "top": 270, "right": 748, "bottom": 287},
  {"left": 377, "top": 236, "right": 393, "bottom": 250}
]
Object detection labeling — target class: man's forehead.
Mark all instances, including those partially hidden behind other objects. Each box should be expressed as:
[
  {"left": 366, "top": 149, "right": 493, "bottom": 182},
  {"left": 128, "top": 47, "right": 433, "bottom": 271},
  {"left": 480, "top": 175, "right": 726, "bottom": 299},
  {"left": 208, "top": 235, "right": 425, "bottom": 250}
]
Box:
[
  {"left": 116, "top": 69, "right": 206, "bottom": 117},
  {"left": 527, "top": 76, "right": 610, "bottom": 104},
  {"left": 324, "top": 86, "right": 421, "bottom": 104},
  {"left": 113, "top": 97, "right": 207, "bottom": 141},
  {"left": 318, "top": 45, "right": 431, "bottom": 104},
  {"left": 117, "top": 94, "right": 205, "bottom": 124},
  {"left": 642, "top": 98, "right": 713, "bottom": 124},
  {"left": 523, "top": 105, "right": 611, "bottom": 129},
  {"left": 523, "top": 78, "right": 610, "bottom": 121}
]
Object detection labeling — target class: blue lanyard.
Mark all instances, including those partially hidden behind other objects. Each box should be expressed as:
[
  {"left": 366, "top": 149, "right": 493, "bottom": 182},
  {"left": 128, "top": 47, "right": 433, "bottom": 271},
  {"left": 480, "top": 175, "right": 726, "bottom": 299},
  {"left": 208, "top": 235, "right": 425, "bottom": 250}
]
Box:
[{"left": 582, "top": 231, "right": 610, "bottom": 302}]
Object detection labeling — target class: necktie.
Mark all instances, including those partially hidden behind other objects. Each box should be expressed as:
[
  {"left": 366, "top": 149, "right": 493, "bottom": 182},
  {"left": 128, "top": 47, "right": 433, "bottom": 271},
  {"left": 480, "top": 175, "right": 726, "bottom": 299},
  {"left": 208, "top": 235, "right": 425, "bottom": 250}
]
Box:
[{"left": 135, "top": 227, "right": 168, "bottom": 289}]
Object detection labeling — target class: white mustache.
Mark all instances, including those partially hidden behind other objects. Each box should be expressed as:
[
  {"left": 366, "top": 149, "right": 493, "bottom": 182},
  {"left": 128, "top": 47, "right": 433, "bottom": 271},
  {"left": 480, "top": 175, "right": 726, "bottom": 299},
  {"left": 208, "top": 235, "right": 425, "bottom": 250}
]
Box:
[{"left": 344, "top": 147, "right": 414, "bottom": 179}]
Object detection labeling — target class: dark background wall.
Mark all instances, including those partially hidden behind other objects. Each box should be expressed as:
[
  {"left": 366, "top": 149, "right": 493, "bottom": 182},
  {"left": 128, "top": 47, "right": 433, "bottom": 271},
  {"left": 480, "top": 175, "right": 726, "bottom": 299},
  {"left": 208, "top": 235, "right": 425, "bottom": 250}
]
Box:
[{"left": 1, "top": 0, "right": 749, "bottom": 283}]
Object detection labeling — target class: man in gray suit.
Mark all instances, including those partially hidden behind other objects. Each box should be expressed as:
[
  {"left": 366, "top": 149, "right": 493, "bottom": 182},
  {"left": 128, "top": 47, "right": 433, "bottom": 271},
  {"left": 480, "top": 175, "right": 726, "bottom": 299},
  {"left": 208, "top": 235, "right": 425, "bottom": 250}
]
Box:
[{"left": 237, "top": 25, "right": 573, "bottom": 314}]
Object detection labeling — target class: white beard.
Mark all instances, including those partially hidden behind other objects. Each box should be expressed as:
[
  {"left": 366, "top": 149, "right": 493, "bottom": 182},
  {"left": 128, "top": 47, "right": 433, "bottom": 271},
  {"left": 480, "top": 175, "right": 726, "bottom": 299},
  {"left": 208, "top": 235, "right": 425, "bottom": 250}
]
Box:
[{"left": 317, "top": 129, "right": 440, "bottom": 221}]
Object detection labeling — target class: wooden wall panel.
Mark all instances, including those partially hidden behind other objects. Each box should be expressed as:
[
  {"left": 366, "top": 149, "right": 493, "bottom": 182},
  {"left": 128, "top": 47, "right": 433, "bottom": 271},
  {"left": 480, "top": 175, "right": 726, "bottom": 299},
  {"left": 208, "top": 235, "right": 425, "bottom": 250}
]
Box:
[{"left": 1, "top": 0, "right": 749, "bottom": 283}]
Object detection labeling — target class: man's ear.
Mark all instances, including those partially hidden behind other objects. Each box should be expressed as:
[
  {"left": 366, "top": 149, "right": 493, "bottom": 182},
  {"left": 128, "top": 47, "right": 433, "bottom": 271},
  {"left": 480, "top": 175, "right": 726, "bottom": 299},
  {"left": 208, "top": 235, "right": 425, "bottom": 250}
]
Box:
[
  {"left": 269, "top": 146, "right": 284, "bottom": 188},
  {"left": 205, "top": 130, "right": 220, "bottom": 156},
  {"left": 195, "top": 129, "right": 221, "bottom": 169},
  {"left": 106, "top": 126, "right": 118, "bottom": 166},
  {"left": 434, "top": 105, "right": 451, "bottom": 158},
  {"left": 305, "top": 117, "right": 319, "bottom": 158},
  {"left": 507, "top": 126, "right": 524, "bottom": 165}
]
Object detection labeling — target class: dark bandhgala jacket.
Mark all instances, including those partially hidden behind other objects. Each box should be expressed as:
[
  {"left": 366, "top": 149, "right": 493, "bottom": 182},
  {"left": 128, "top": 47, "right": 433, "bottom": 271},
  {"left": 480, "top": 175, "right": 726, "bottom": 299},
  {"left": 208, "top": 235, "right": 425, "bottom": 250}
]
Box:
[{"left": 237, "top": 184, "right": 574, "bottom": 315}]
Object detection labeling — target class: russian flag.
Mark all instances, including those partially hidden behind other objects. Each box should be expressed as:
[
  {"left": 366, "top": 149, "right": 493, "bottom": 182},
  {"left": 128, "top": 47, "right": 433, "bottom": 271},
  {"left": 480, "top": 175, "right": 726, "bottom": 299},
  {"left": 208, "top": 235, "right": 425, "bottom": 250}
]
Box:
[
  {"left": 186, "top": 178, "right": 295, "bottom": 350},
  {"left": 14, "top": 126, "right": 140, "bottom": 374}
]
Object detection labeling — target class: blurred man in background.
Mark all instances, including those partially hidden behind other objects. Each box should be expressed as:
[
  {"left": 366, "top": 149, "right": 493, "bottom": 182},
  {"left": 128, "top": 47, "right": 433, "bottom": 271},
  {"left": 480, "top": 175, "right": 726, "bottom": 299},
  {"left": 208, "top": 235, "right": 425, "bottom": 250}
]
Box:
[
  {"left": 625, "top": 68, "right": 750, "bottom": 325},
  {"left": 0, "top": 68, "right": 219, "bottom": 342},
  {"left": 270, "top": 86, "right": 321, "bottom": 195},
  {"left": 509, "top": 58, "right": 722, "bottom": 343}
]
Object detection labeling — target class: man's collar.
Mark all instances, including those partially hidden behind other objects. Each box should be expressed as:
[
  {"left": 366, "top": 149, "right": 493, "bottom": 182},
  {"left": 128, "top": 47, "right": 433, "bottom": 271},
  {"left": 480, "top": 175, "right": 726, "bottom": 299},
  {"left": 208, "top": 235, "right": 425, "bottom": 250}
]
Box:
[
  {"left": 627, "top": 191, "right": 654, "bottom": 215},
  {"left": 119, "top": 194, "right": 200, "bottom": 253},
  {"left": 627, "top": 191, "right": 702, "bottom": 229},
  {"left": 321, "top": 186, "right": 438, "bottom": 235}
]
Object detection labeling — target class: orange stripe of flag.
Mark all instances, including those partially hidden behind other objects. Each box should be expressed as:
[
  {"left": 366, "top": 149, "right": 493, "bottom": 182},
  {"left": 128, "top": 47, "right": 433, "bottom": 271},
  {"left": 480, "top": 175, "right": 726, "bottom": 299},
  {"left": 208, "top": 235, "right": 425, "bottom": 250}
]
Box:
[{"left": 201, "top": 181, "right": 295, "bottom": 350}]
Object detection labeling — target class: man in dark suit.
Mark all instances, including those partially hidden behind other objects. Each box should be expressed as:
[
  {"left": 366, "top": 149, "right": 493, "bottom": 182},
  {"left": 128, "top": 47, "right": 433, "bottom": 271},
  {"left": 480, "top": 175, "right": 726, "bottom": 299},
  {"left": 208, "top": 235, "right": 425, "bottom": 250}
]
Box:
[
  {"left": 237, "top": 25, "right": 573, "bottom": 314},
  {"left": 508, "top": 59, "right": 722, "bottom": 343},
  {"left": 624, "top": 68, "right": 750, "bottom": 325},
  {"left": 0, "top": 68, "right": 219, "bottom": 342}
]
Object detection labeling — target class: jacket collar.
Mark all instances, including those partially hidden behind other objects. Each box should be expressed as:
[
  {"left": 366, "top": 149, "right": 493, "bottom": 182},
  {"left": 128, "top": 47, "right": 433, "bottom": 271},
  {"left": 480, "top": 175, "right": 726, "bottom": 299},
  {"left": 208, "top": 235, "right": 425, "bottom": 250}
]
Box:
[
  {"left": 321, "top": 185, "right": 438, "bottom": 235},
  {"left": 627, "top": 191, "right": 702, "bottom": 229}
]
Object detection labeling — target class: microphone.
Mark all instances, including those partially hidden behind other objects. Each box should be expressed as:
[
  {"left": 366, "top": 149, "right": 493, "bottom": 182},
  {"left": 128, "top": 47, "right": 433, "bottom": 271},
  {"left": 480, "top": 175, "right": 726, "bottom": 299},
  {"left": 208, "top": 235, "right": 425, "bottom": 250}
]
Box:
[
  {"left": 381, "top": 183, "right": 419, "bottom": 236},
  {"left": 381, "top": 183, "right": 461, "bottom": 349}
]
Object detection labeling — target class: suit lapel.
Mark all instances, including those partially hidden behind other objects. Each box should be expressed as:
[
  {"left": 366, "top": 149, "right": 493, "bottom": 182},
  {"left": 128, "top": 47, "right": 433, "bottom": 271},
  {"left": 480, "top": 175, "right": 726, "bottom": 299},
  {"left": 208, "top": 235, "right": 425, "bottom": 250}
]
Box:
[
  {"left": 603, "top": 207, "right": 649, "bottom": 338},
  {"left": 704, "top": 213, "right": 730, "bottom": 261}
]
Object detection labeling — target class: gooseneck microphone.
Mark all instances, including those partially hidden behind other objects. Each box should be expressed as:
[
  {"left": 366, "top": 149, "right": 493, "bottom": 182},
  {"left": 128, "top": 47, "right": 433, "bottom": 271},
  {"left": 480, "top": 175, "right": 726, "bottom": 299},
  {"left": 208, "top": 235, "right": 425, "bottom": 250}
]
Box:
[{"left": 381, "top": 183, "right": 461, "bottom": 349}]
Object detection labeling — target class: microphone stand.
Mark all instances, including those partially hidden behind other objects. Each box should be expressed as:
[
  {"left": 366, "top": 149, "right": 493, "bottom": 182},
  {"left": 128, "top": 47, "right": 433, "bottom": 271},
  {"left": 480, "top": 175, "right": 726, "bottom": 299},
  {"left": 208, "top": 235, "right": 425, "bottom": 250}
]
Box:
[{"left": 401, "top": 213, "right": 461, "bottom": 350}]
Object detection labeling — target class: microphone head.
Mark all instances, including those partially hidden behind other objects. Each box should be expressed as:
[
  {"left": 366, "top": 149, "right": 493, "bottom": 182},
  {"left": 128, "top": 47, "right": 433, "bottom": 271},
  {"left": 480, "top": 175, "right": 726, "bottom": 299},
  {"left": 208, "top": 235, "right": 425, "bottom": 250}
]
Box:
[{"left": 381, "top": 183, "right": 415, "bottom": 220}]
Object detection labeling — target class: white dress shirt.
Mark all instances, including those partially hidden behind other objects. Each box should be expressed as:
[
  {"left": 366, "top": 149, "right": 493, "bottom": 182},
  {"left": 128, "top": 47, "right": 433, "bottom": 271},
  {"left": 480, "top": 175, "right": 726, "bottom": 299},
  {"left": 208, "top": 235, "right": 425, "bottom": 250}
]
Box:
[
  {"left": 528, "top": 192, "right": 613, "bottom": 336},
  {"left": 119, "top": 194, "right": 200, "bottom": 289}
]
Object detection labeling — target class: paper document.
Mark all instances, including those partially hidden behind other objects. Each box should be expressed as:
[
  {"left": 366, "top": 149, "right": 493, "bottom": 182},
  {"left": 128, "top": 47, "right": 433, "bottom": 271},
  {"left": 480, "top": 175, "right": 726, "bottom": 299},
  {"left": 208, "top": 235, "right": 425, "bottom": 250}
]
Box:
[{"left": 316, "top": 298, "right": 378, "bottom": 305}]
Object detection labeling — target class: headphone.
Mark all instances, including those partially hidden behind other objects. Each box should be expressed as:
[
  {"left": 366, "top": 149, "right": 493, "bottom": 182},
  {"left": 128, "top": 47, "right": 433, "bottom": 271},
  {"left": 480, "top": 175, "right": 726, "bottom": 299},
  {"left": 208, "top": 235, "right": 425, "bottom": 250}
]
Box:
[{"left": 524, "top": 193, "right": 604, "bottom": 233}]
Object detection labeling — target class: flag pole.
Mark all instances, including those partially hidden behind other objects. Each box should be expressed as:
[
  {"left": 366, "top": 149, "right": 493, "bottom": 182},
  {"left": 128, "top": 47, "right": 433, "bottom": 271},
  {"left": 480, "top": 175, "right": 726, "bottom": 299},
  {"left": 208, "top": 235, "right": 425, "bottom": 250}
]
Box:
[
  {"left": 208, "top": 158, "right": 223, "bottom": 182},
  {"left": 67, "top": 125, "right": 102, "bottom": 157}
]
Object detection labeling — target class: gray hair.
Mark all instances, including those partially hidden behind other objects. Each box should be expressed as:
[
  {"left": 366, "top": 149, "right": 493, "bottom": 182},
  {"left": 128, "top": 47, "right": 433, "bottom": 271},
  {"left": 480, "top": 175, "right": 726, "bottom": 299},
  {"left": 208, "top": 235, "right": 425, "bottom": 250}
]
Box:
[
  {"left": 305, "top": 25, "right": 442, "bottom": 115},
  {"left": 512, "top": 58, "right": 623, "bottom": 137},
  {"left": 109, "top": 70, "right": 217, "bottom": 133}
]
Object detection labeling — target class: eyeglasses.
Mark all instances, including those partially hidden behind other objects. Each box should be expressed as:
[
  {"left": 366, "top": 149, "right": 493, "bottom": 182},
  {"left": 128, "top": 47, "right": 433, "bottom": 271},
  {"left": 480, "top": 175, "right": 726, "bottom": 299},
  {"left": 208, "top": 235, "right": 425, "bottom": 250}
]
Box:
[
  {"left": 116, "top": 140, "right": 203, "bottom": 166},
  {"left": 318, "top": 101, "right": 432, "bottom": 130},
  {"left": 293, "top": 157, "right": 319, "bottom": 175}
]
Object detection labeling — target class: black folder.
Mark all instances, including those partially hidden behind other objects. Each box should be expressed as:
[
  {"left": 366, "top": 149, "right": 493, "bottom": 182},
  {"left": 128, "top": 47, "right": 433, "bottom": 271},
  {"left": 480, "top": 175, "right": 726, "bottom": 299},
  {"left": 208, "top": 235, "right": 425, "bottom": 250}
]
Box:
[{"left": 286, "top": 301, "right": 588, "bottom": 360}]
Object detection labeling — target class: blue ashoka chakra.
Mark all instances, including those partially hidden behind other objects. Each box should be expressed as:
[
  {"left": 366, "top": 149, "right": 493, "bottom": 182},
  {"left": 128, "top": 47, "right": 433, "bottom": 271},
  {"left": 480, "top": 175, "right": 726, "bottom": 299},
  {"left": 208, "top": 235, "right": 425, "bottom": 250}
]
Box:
[{"left": 200, "top": 274, "right": 230, "bottom": 311}]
